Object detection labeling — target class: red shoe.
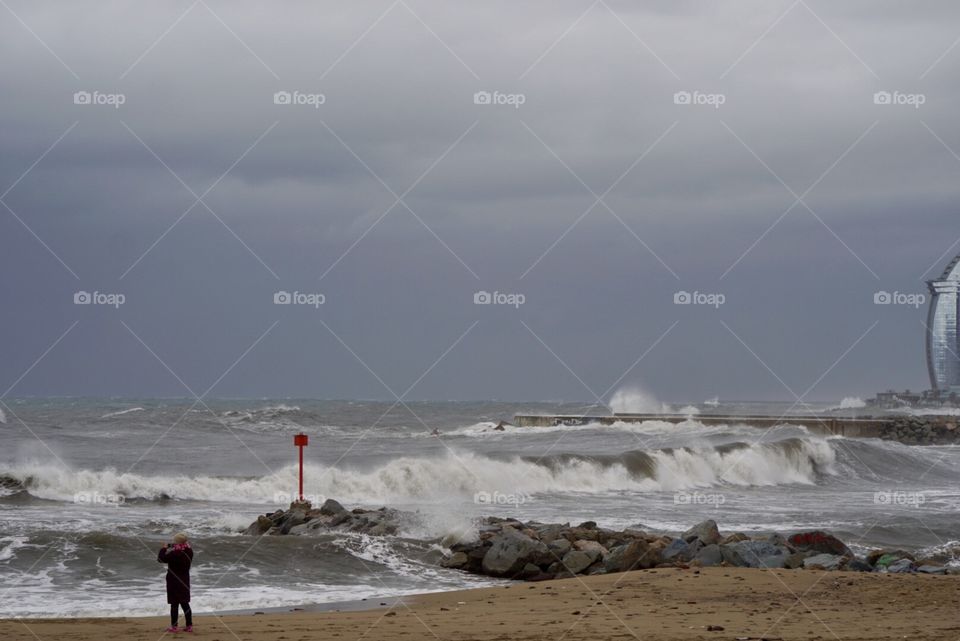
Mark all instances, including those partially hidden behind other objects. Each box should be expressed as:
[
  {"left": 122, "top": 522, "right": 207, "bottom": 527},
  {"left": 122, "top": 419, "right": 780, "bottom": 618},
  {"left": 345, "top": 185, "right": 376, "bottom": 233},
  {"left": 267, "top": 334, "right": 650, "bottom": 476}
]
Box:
[
  {"left": 165, "top": 626, "right": 179, "bottom": 633},
  {"left": 183, "top": 626, "right": 193, "bottom": 633}
]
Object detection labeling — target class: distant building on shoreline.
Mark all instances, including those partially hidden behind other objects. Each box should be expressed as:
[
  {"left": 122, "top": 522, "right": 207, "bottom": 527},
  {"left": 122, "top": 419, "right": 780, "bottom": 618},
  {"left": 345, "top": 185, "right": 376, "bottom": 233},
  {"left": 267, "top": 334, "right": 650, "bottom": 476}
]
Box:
[
  {"left": 926, "top": 253, "right": 960, "bottom": 391},
  {"left": 868, "top": 252, "right": 960, "bottom": 410}
]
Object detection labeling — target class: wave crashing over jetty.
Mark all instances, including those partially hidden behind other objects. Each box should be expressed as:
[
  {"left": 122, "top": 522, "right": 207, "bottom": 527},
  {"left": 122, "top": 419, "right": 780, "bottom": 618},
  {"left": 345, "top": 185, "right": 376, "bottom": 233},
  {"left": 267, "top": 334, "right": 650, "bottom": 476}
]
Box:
[{"left": 247, "top": 500, "right": 959, "bottom": 581}]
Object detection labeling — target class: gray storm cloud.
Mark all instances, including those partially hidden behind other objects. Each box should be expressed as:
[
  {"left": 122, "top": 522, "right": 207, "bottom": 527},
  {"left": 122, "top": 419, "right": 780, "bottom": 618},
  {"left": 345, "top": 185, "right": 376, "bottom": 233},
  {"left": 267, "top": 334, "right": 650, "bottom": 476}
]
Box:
[{"left": 1, "top": 0, "right": 958, "bottom": 402}]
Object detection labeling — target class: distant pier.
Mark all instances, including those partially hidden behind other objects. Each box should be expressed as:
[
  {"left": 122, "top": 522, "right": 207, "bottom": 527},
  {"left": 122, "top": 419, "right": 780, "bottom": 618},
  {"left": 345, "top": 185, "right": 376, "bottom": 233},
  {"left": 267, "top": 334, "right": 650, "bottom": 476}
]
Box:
[{"left": 512, "top": 413, "right": 891, "bottom": 438}]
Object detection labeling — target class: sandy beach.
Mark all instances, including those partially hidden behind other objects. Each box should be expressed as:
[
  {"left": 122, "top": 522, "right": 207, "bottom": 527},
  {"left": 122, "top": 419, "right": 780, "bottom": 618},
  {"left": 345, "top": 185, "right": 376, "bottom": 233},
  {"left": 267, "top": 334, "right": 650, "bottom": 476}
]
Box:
[{"left": 4, "top": 567, "right": 958, "bottom": 641}]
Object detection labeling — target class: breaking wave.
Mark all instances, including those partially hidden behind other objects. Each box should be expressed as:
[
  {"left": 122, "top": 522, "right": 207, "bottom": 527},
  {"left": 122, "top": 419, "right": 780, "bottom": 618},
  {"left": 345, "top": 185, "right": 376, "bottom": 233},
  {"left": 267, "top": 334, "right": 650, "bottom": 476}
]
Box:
[{"left": 0, "top": 437, "right": 843, "bottom": 505}]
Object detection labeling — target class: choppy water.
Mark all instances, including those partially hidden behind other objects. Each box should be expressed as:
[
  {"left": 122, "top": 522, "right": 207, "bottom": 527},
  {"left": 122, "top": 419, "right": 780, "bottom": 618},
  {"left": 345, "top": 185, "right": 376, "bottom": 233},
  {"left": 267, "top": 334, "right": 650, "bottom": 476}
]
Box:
[{"left": 1, "top": 398, "right": 958, "bottom": 618}]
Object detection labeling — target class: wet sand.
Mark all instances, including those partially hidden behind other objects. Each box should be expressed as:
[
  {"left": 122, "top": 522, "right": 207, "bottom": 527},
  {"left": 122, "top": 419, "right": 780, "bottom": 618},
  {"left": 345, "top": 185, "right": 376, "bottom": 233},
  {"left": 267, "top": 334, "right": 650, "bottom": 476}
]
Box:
[{"left": 3, "top": 567, "right": 958, "bottom": 641}]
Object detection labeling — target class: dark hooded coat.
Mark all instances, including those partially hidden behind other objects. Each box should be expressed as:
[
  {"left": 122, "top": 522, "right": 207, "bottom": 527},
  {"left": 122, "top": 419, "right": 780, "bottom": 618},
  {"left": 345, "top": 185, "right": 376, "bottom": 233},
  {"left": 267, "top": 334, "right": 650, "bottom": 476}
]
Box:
[{"left": 158, "top": 543, "right": 193, "bottom": 604}]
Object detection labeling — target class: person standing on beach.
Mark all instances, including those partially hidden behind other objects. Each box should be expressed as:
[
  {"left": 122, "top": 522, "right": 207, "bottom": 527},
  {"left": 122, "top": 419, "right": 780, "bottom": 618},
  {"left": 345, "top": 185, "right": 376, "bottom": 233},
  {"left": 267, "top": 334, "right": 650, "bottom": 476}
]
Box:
[{"left": 158, "top": 532, "right": 194, "bottom": 633}]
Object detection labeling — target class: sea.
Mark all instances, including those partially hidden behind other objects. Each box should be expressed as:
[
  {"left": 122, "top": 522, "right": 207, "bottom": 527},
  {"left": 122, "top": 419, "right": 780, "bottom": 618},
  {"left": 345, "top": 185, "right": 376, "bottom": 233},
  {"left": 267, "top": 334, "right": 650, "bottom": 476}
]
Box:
[{"left": 1, "top": 397, "right": 958, "bottom": 618}]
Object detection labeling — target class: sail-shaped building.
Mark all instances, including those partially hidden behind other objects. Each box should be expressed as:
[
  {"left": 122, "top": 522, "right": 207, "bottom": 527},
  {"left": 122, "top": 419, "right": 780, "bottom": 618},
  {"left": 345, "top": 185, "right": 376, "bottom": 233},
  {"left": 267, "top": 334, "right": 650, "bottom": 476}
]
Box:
[{"left": 926, "top": 254, "right": 960, "bottom": 391}]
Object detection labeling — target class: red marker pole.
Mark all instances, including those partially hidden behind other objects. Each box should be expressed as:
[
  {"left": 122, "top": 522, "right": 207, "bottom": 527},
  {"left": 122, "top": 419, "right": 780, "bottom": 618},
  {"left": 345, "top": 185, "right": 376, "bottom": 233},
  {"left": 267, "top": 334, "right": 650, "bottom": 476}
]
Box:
[{"left": 293, "top": 433, "right": 309, "bottom": 502}]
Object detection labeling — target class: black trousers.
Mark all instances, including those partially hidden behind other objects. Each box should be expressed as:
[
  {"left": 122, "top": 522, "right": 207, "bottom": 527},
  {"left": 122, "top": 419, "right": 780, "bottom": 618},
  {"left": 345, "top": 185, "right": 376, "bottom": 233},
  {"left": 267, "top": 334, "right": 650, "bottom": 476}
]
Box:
[{"left": 170, "top": 602, "right": 192, "bottom": 627}]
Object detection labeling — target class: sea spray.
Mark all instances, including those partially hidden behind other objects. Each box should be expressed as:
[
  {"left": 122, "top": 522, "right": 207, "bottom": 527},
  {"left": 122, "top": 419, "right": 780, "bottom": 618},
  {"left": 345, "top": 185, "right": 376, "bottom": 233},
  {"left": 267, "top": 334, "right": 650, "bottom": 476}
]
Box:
[
  {"left": 839, "top": 397, "right": 866, "bottom": 410},
  {"left": 608, "top": 386, "right": 673, "bottom": 413}
]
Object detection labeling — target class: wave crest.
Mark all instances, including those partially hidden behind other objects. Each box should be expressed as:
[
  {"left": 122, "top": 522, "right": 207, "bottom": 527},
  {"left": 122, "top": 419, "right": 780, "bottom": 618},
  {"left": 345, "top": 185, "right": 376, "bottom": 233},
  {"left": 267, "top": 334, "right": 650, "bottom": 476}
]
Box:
[{"left": 1, "top": 437, "right": 838, "bottom": 504}]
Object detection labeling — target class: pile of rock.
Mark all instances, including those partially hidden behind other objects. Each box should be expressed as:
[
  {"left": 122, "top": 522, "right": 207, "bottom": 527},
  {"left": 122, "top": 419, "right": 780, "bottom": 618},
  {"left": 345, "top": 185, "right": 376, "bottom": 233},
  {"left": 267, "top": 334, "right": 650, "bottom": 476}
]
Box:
[
  {"left": 245, "top": 503, "right": 957, "bottom": 580},
  {"left": 442, "top": 517, "right": 956, "bottom": 580},
  {"left": 881, "top": 416, "right": 959, "bottom": 444},
  {"left": 243, "top": 498, "right": 401, "bottom": 537}
]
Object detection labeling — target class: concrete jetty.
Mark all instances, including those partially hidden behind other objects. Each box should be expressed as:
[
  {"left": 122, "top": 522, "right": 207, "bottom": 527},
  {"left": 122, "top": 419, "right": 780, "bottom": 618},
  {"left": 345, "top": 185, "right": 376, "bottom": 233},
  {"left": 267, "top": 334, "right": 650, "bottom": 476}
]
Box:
[{"left": 512, "top": 413, "right": 891, "bottom": 438}]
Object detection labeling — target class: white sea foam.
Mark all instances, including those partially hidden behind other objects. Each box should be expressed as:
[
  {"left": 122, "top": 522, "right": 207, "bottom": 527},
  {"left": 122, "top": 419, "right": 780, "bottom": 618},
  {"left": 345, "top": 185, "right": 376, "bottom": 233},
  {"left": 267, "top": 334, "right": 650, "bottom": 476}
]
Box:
[
  {"left": 838, "top": 396, "right": 866, "bottom": 409},
  {"left": 5, "top": 580, "right": 429, "bottom": 618},
  {"left": 0, "top": 536, "right": 31, "bottom": 562},
  {"left": 1, "top": 437, "right": 838, "bottom": 505},
  {"left": 99, "top": 407, "right": 144, "bottom": 419},
  {"left": 817, "top": 397, "right": 867, "bottom": 412},
  {"left": 608, "top": 386, "right": 673, "bottom": 414}
]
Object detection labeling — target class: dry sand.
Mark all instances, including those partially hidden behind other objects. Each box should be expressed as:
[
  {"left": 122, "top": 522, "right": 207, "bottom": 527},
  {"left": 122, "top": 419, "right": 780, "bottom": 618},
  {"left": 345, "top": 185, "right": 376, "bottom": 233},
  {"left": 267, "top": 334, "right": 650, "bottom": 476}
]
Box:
[{"left": 3, "top": 567, "right": 958, "bottom": 641}]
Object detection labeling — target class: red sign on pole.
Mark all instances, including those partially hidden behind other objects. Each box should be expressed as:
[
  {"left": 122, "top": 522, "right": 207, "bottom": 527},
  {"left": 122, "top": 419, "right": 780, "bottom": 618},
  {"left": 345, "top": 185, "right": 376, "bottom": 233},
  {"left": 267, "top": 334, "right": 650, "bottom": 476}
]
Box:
[{"left": 294, "top": 433, "right": 308, "bottom": 502}]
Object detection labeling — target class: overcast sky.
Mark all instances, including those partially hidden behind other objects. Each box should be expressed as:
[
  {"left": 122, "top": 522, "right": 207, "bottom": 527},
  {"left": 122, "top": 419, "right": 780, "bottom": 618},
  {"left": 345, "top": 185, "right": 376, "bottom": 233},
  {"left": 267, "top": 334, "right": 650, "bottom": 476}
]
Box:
[{"left": 1, "top": 0, "right": 959, "bottom": 403}]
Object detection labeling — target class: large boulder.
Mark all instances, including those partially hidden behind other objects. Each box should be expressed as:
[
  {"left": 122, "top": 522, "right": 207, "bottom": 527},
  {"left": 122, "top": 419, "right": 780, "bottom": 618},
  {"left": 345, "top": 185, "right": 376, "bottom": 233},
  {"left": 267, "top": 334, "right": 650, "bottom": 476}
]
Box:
[
  {"left": 883, "top": 558, "right": 916, "bottom": 574},
  {"left": 766, "top": 533, "right": 792, "bottom": 549},
  {"left": 603, "top": 544, "right": 630, "bottom": 573},
  {"left": 721, "top": 532, "right": 750, "bottom": 545},
  {"left": 319, "top": 498, "right": 347, "bottom": 516},
  {"left": 440, "top": 552, "right": 469, "bottom": 569},
  {"left": 561, "top": 549, "right": 599, "bottom": 574},
  {"left": 574, "top": 540, "right": 608, "bottom": 557},
  {"left": 277, "top": 509, "right": 307, "bottom": 534},
  {"left": 604, "top": 538, "right": 660, "bottom": 572},
  {"left": 867, "top": 549, "right": 915, "bottom": 567},
  {"left": 802, "top": 553, "right": 844, "bottom": 570},
  {"left": 243, "top": 515, "right": 275, "bottom": 536},
  {"left": 481, "top": 527, "right": 550, "bottom": 577},
  {"left": 722, "top": 541, "right": 789, "bottom": 568},
  {"left": 872, "top": 552, "right": 913, "bottom": 570},
  {"left": 845, "top": 558, "right": 874, "bottom": 572},
  {"left": 565, "top": 526, "right": 599, "bottom": 542},
  {"left": 548, "top": 538, "right": 572, "bottom": 557},
  {"left": 682, "top": 520, "right": 721, "bottom": 546},
  {"left": 785, "top": 551, "right": 812, "bottom": 569},
  {"left": 916, "top": 565, "right": 949, "bottom": 575},
  {"left": 535, "top": 524, "right": 567, "bottom": 544},
  {"left": 662, "top": 538, "right": 702, "bottom": 563},
  {"left": 787, "top": 531, "right": 852, "bottom": 557},
  {"left": 692, "top": 544, "right": 723, "bottom": 567}
]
